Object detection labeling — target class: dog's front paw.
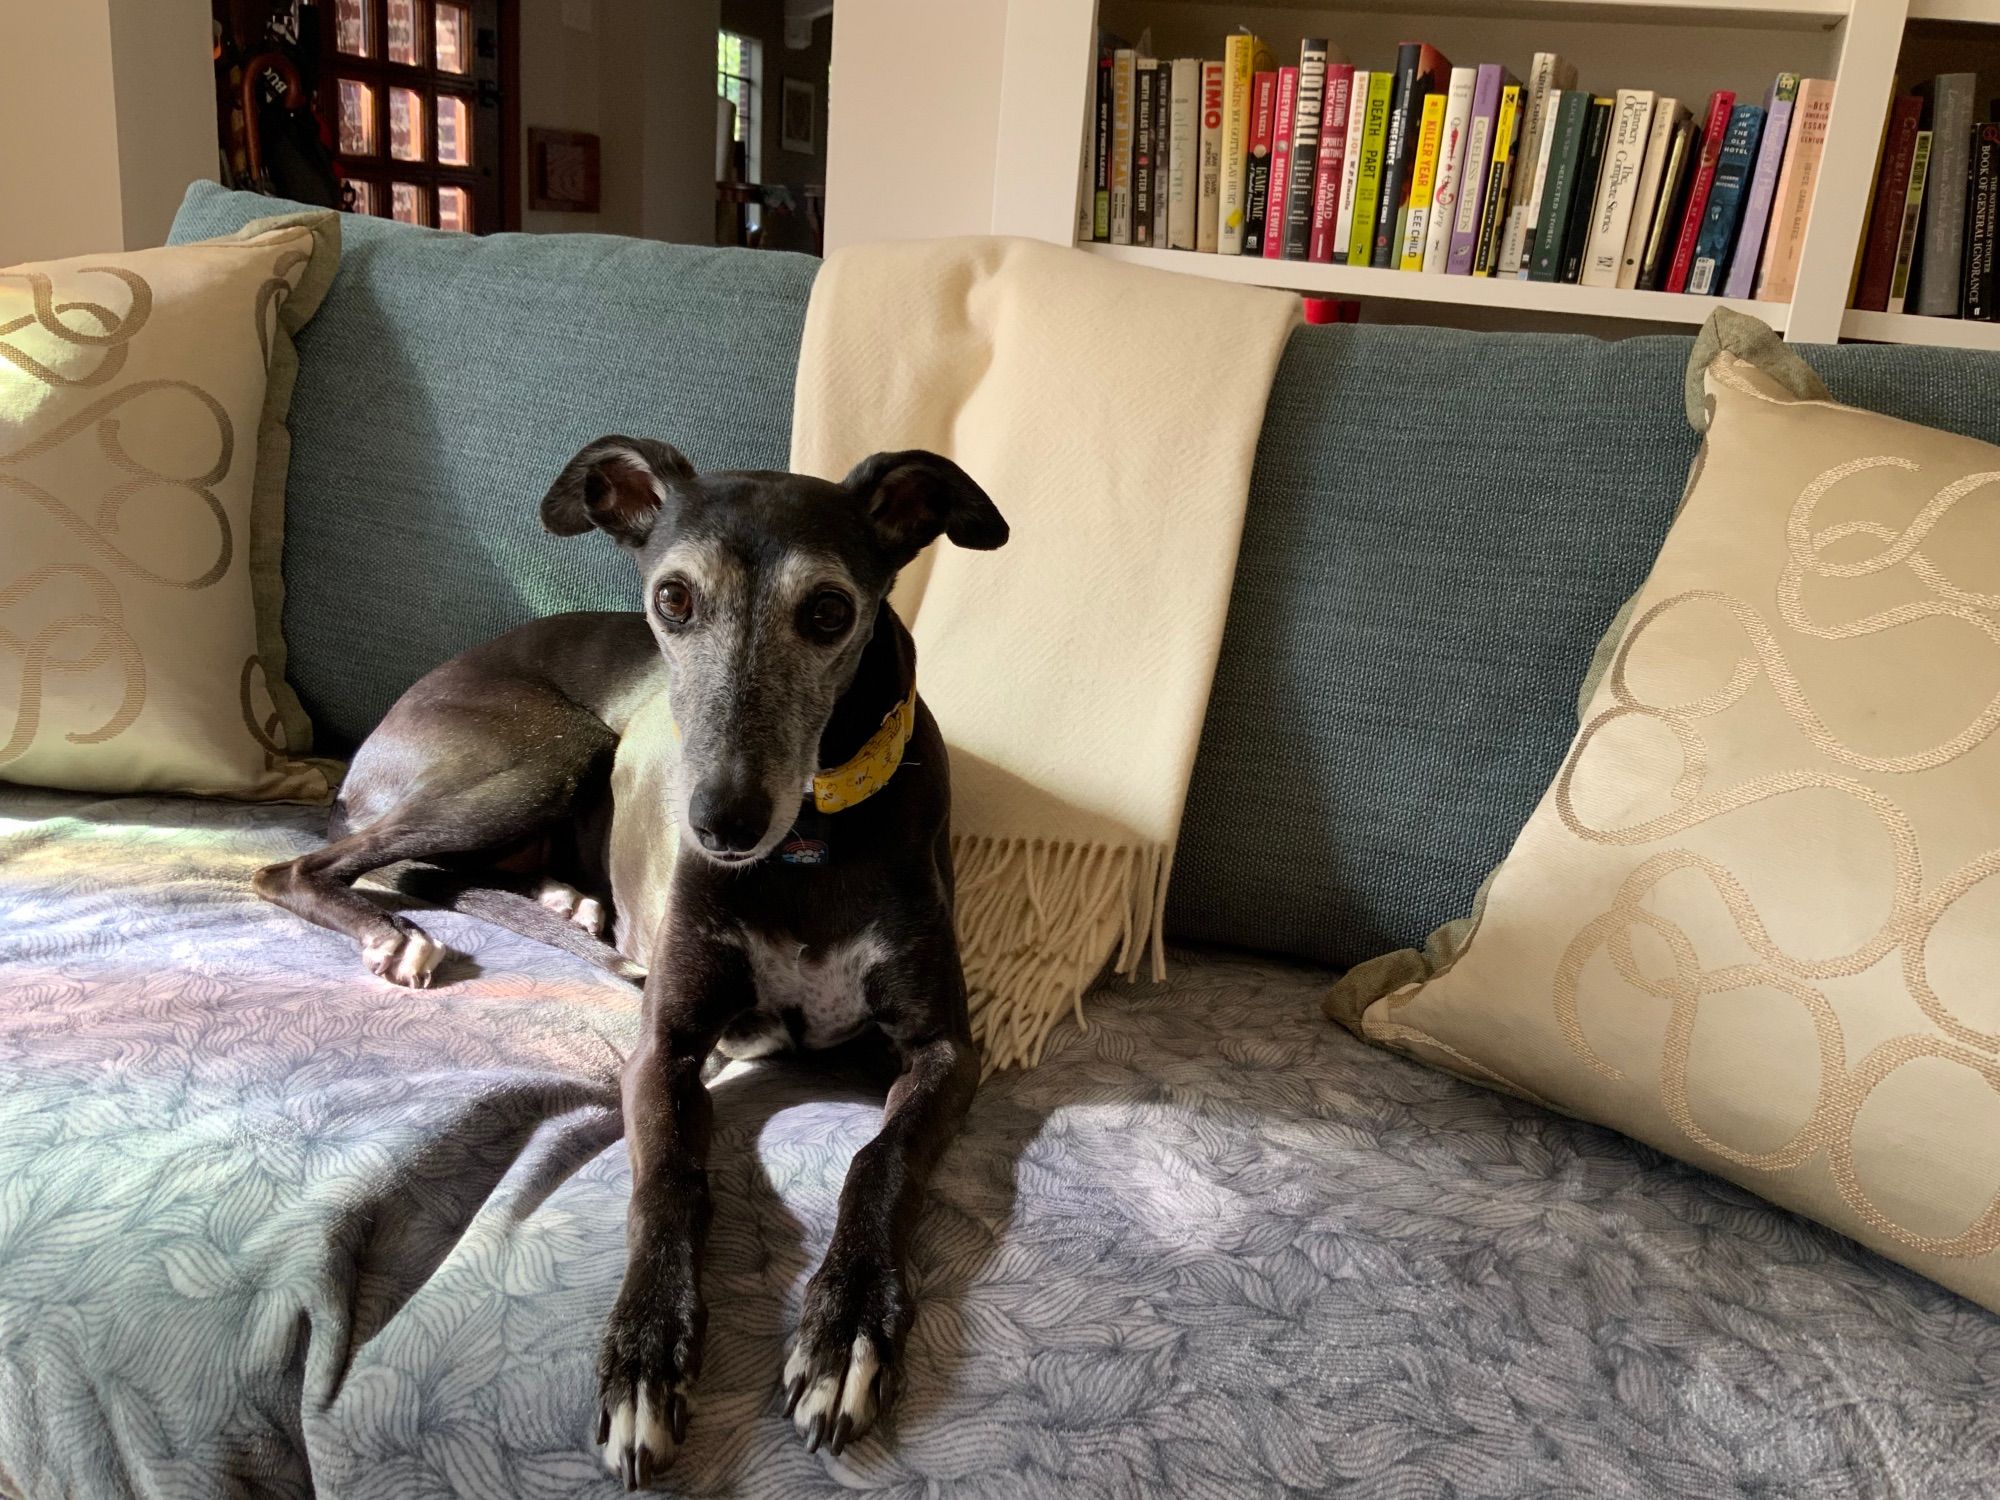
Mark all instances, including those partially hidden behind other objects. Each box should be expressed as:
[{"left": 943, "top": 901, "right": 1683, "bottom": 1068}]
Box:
[
  {"left": 360, "top": 921, "right": 445, "bottom": 988},
  {"left": 596, "top": 1284, "right": 701, "bottom": 1490},
  {"left": 782, "top": 1258, "right": 908, "bottom": 1457}
]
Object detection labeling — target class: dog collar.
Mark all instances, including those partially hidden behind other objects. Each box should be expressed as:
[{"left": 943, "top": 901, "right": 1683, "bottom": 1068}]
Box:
[{"left": 807, "top": 682, "right": 916, "bottom": 814}]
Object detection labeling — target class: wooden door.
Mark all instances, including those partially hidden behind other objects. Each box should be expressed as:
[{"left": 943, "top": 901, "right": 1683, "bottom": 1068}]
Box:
[{"left": 320, "top": 0, "right": 508, "bottom": 232}]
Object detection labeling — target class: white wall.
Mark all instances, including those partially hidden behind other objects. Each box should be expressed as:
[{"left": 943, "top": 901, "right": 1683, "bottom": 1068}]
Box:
[{"left": 106, "top": 0, "right": 218, "bottom": 252}]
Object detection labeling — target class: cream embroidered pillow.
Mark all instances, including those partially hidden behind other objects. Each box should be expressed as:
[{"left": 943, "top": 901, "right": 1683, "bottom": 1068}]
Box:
[
  {"left": 1, "top": 213, "right": 339, "bottom": 801},
  {"left": 1330, "top": 336, "right": 2000, "bottom": 1311}
]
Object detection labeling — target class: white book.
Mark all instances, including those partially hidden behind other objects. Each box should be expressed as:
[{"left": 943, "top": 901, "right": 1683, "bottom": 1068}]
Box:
[
  {"left": 1499, "top": 52, "right": 1577, "bottom": 274},
  {"left": 1109, "top": 48, "right": 1137, "bottom": 245},
  {"left": 1617, "top": 97, "right": 1682, "bottom": 288},
  {"left": 1196, "top": 60, "right": 1225, "bottom": 253},
  {"left": 1168, "top": 58, "right": 1200, "bottom": 249},
  {"left": 1423, "top": 67, "right": 1478, "bottom": 273},
  {"left": 1581, "top": 89, "right": 1656, "bottom": 287},
  {"left": 1332, "top": 71, "right": 1371, "bottom": 258},
  {"left": 1514, "top": 89, "right": 1565, "bottom": 280}
]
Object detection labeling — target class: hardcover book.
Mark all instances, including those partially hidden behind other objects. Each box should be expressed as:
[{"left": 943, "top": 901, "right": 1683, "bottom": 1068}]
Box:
[
  {"left": 1349, "top": 71, "right": 1395, "bottom": 266},
  {"left": 1667, "top": 90, "right": 1737, "bottom": 294},
  {"left": 1618, "top": 97, "right": 1684, "bottom": 288},
  {"left": 1640, "top": 113, "right": 1701, "bottom": 290},
  {"left": 1152, "top": 66, "right": 1173, "bottom": 246},
  {"left": 1915, "top": 74, "right": 1977, "bottom": 316},
  {"left": 1400, "top": 93, "right": 1449, "bottom": 269},
  {"left": 1723, "top": 73, "right": 1799, "bottom": 299},
  {"left": 1854, "top": 95, "right": 1924, "bottom": 310},
  {"left": 1560, "top": 97, "right": 1615, "bottom": 283},
  {"left": 1580, "top": 89, "right": 1656, "bottom": 287},
  {"left": 1969, "top": 122, "right": 2000, "bottom": 321},
  {"left": 1374, "top": 42, "right": 1451, "bottom": 268},
  {"left": 1754, "top": 77, "right": 1834, "bottom": 303},
  {"left": 1197, "top": 60, "right": 1226, "bottom": 253},
  {"left": 1500, "top": 52, "right": 1578, "bottom": 274},
  {"left": 1309, "top": 64, "right": 1357, "bottom": 261},
  {"left": 1423, "top": 66, "right": 1479, "bottom": 273},
  {"left": 1092, "top": 42, "right": 1115, "bottom": 240},
  {"left": 1263, "top": 67, "right": 1297, "bottom": 258},
  {"left": 1168, "top": 58, "right": 1200, "bottom": 250},
  {"left": 1528, "top": 89, "right": 1592, "bottom": 282},
  {"left": 1888, "top": 129, "right": 1933, "bottom": 314},
  {"left": 1110, "top": 48, "right": 1138, "bottom": 245},
  {"left": 1514, "top": 85, "right": 1567, "bottom": 280},
  {"left": 1448, "top": 64, "right": 1509, "bottom": 275},
  {"left": 1219, "top": 33, "right": 1276, "bottom": 254},
  {"left": 1283, "top": 40, "right": 1330, "bottom": 259},
  {"left": 1473, "top": 83, "right": 1524, "bottom": 275},
  {"left": 1332, "top": 71, "right": 1374, "bottom": 259},
  {"left": 1243, "top": 70, "right": 1280, "bottom": 255},
  {"left": 1689, "top": 103, "right": 1767, "bottom": 294},
  {"left": 1133, "top": 59, "right": 1160, "bottom": 246}
]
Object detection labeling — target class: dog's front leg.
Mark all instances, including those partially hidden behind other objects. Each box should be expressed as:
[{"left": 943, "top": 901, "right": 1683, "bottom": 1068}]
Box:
[
  {"left": 597, "top": 910, "right": 752, "bottom": 1489},
  {"left": 783, "top": 933, "right": 978, "bottom": 1456}
]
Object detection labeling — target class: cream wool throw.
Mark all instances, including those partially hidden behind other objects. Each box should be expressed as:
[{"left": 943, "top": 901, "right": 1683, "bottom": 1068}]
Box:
[{"left": 791, "top": 237, "right": 1297, "bottom": 1069}]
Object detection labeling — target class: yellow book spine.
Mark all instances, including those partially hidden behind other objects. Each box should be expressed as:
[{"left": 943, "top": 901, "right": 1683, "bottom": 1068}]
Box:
[{"left": 1401, "top": 94, "right": 1448, "bottom": 270}]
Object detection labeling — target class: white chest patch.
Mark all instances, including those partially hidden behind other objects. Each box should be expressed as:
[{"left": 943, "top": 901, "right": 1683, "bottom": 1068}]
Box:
[{"left": 737, "top": 927, "right": 890, "bottom": 1051}]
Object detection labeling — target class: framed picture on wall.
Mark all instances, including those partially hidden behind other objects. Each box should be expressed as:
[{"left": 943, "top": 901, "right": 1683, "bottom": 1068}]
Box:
[
  {"left": 528, "top": 128, "right": 600, "bottom": 213},
  {"left": 781, "top": 78, "right": 816, "bottom": 155}
]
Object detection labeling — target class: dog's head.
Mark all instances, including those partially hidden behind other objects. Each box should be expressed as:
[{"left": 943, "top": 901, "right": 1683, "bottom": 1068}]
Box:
[{"left": 541, "top": 436, "right": 1007, "bottom": 866}]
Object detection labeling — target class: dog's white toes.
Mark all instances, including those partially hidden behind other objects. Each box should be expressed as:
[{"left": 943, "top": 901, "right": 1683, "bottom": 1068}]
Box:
[
  {"left": 783, "top": 1333, "right": 886, "bottom": 1457},
  {"left": 536, "top": 879, "right": 582, "bottom": 919},
  {"left": 600, "top": 1384, "right": 683, "bottom": 1490},
  {"left": 364, "top": 927, "right": 445, "bottom": 988},
  {"left": 836, "top": 1335, "right": 882, "bottom": 1433},
  {"left": 571, "top": 895, "right": 606, "bottom": 936}
]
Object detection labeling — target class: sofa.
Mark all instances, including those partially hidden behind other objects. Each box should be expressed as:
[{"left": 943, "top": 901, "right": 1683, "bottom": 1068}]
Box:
[{"left": 4, "top": 181, "right": 2000, "bottom": 1498}]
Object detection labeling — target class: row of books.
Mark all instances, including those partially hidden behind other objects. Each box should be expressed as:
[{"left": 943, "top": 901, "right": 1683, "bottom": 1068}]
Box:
[
  {"left": 1082, "top": 33, "right": 1835, "bottom": 302},
  {"left": 1852, "top": 75, "right": 2000, "bottom": 320}
]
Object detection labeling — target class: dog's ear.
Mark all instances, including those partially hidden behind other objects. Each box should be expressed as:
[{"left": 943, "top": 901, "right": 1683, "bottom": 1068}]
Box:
[
  {"left": 842, "top": 450, "right": 1009, "bottom": 567},
  {"left": 540, "top": 436, "right": 695, "bottom": 548}
]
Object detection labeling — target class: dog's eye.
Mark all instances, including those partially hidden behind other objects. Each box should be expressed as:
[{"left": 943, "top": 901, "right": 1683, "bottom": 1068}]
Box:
[
  {"left": 804, "top": 589, "right": 854, "bottom": 641},
  {"left": 655, "top": 579, "right": 694, "bottom": 627}
]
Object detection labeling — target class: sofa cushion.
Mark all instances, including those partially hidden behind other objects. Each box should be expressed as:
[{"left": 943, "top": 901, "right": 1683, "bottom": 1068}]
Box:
[{"left": 168, "top": 183, "right": 818, "bottom": 751}]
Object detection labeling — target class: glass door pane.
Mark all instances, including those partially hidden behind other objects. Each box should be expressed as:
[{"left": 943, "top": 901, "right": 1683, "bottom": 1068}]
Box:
[
  {"left": 337, "top": 79, "right": 377, "bottom": 155},
  {"left": 390, "top": 88, "right": 426, "bottom": 162},
  {"left": 437, "top": 186, "right": 471, "bottom": 231},
  {"left": 434, "top": 3, "right": 470, "bottom": 73},
  {"left": 436, "top": 94, "right": 470, "bottom": 165},
  {"left": 387, "top": 0, "right": 422, "bottom": 64},
  {"left": 391, "top": 183, "right": 430, "bottom": 225}
]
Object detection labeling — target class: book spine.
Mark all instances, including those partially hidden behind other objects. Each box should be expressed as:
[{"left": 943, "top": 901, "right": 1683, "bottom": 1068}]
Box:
[
  {"left": 1617, "top": 99, "right": 1680, "bottom": 288},
  {"left": 1310, "top": 65, "right": 1356, "bottom": 261},
  {"left": 1448, "top": 65, "right": 1504, "bottom": 275},
  {"left": 1917, "top": 74, "right": 1978, "bottom": 316},
  {"left": 1152, "top": 68, "right": 1172, "bottom": 245},
  {"left": 1969, "top": 123, "right": 2000, "bottom": 321},
  {"left": 1528, "top": 91, "right": 1590, "bottom": 282},
  {"left": 1854, "top": 96, "right": 1923, "bottom": 310},
  {"left": 1474, "top": 84, "right": 1522, "bottom": 276},
  {"left": 1723, "top": 74, "right": 1799, "bottom": 298},
  {"left": 1581, "top": 89, "right": 1656, "bottom": 287},
  {"left": 1197, "top": 61, "right": 1225, "bottom": 253},
  {"left": 1168, "top": 59, "right": 1199, "bottom": 249},
  {"left": 1640, "top": 116, "right": 1700, "bottom": 290},
  {"left": 1349, "top": 71, "right": 1394, "bottom": 266},
  {"left": 1690, "top": 103, "right": 1766, "bottom": 294},
  {"left": 1560, "top": 97, "right": 1614, "bottom": 283},
  {"left": 1333, "top": 72, "right": 1372, "bottom": 258},
  {"left": 1400, "top": 93, "right": 1448, "bottom": 269},
  {"left": 1284, "top": 41, "right": 1328, "bottom": 259},
  {"left": 1261, "top": 68, "right": 1295, "bottom": 259},
  {"left": 1667, "top": 90, "right": 1736, "bottom": 294},
  {"left": 1501, "top": 52, "right": 1574, "bottom": 275},
  {"left": 1889, "top": 130, "right": 1933, "bottom": 313},
  {"left": 1373, "top": 42, "right": 1425, "bottom": 267},
  {"left": 1093, "top": 47, "right": 1113, "bottom": 239},
  {"left": 1244, "top": 70, "right": 1279, "bottom": 255},
  {"left": 1132, "top": 60, "right": 1159, "bottom": 247},
  {"left": 1218, "top": 35, "right": 1256, "bottom": 254},
  {"left": 1754, "top": 78, "right": 1833, "bottom": 303},
  {"left": 1110, "top": 49, "right": 1137, "bottom": 244},
  {"left": 1424, "top": 66, "right": 1478, "bottom": 273},
  {"left": 1515, "top": 87, "right": 1567, "bottom": 280}
]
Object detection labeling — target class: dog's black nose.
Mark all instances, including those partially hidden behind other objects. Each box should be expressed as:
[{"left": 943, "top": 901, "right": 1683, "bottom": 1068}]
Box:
[{"left": 690, "top": 783, "right": 771, "bottom": 857}]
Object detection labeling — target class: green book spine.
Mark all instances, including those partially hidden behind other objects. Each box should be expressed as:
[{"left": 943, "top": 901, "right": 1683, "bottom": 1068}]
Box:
[
  {"left": 1528, "top": 91, "right": 1592, "bottom": 282},
  {"left": 1348, "top": 72, "right": 1395, "bottom": 267}
]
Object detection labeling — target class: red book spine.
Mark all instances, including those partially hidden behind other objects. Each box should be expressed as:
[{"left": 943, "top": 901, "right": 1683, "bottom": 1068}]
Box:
[
  {"left": 1309, "top": 64, "right": 1357, "bottom": 262},
  {"left": 1855, "top": 95, "right": 1925, "bottom": 312},
  {"left": 1243, "top": 71, "right": 1279, "bottom": 254},
  {"left": 1668, "top": 90, "right": 1735, "bottom": 294},
  {"left": 1266, "top": 67, "right": 1299, "bottom": 260}
]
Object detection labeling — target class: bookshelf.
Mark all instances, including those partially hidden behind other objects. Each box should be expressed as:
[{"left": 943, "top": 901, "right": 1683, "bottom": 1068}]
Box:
[{"left": 975, "top": 0, "right": 2000, "bottom": 346}]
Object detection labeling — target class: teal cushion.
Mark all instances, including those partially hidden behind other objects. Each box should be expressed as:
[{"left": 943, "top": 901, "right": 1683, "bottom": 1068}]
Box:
[{"left": 169, "top": 182, "right": 817, "bottom": 750}]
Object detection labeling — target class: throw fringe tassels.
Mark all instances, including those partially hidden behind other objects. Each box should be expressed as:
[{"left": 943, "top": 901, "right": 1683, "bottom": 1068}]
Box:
[{"left": 951, "top": 834, "right": 1174, "bottom": 1073}]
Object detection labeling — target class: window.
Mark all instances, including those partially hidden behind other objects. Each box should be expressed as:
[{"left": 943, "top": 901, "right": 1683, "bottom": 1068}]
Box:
[{"left": 717, "top": 29, "right": 761, "bottom": 184}]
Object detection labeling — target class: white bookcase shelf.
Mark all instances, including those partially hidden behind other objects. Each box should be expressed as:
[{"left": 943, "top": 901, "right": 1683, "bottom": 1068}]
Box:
[{"left": 971, "top": 0, "right": 2000, "bottom": 347}]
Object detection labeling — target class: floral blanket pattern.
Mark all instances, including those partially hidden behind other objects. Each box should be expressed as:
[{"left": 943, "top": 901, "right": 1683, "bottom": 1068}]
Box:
[{"left": 2, "top": 787, "right": 1998, "bottom": 1499}]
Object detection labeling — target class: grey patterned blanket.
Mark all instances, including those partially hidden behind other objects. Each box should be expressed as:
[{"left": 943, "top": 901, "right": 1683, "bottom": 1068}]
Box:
[{"left": 3, "top": 787, "right": 1997, "bottom": 1498}]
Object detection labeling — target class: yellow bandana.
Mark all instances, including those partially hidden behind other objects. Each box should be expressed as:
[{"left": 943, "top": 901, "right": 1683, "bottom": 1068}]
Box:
[{"left": 807, "top": 684, "right": 917, "bottom": 814}]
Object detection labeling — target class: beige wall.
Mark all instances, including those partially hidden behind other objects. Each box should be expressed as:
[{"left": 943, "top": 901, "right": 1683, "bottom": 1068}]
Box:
[
  {"left": 518, "top": 0, "right": 720, "bottom": 241},
  {"left": 0, "top": 0, "right": 213, "bottom": 265}
]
